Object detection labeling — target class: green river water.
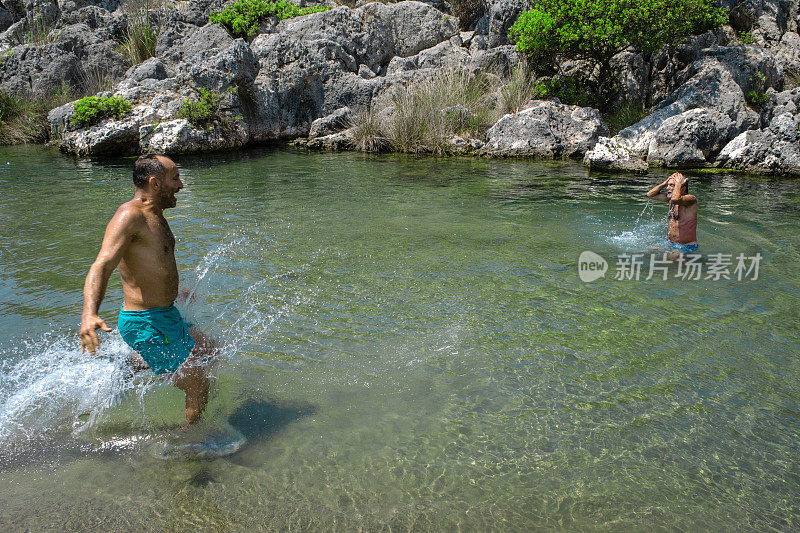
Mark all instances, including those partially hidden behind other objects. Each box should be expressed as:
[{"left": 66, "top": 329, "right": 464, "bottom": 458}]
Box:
[{"left": 0, "top": 146, "right": 798, "bottom": 531}]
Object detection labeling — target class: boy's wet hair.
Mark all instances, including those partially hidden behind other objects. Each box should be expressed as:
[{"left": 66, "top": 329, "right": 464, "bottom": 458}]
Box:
[{"left": 133, "top": 154, "right": 166, "bottom": 189}]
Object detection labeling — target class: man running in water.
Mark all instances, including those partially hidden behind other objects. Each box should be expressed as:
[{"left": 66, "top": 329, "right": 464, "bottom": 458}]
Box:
[
  {"left": 79, "top": 154, "right": 215, "bottom": 426},
  {"left": 646, "top": 172, "right": 698, "bottom": 253}
]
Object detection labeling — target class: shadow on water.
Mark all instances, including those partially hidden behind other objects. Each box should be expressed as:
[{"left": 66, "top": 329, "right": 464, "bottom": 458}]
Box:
[{"left": 228, "top": 399, "right": 315, "bottom": 443}]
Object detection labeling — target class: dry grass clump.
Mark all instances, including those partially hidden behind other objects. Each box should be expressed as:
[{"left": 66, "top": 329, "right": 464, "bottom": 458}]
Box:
[
  {"left": 498, "top": 64, "right": 543, "bottom": 115},
  {"left": 117, "top": 0, "right": 164, "bottom": 66},
  {"left": 384, "top": 69, "right": 499, "bottom": 153},
  {"left": 350, "top": 107, "right": 389, "bottom": 152},
  {"left": 0, "top": 87, "right": 75, "bottom": 144},
  {"left": 785, "top": 70, "right": 800, "bottom": 90}
]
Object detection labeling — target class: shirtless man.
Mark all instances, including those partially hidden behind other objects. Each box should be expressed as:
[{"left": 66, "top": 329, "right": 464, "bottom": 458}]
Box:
[
  {"left": 646, "top": 172, "right": 698, "bottom": 253},
  {"left": 79, "top": 154, "right": 215, "bottom": 426}
]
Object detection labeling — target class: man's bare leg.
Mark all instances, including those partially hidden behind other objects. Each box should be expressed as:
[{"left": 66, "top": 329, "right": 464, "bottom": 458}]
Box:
[
  {"left": 125, "top": 352, "right": 150, "bottom": 372},
  {"left": 172, "top": 328, "right": 219, "bottom": 426}
]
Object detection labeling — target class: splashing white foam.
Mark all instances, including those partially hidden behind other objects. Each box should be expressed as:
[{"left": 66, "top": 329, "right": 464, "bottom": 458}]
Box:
[{"left": 0, "top": 332, "right": 137, "bottom": 447}]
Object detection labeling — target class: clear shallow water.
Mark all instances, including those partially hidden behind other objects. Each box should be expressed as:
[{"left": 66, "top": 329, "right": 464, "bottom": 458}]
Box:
[{"left": 0, "top": 146, "right": 798, "bottom": 530}]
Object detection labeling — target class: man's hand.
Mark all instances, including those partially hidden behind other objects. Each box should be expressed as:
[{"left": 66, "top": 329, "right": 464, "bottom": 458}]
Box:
[{"left": 80, "top": 314, "right": 112, "bottom": 355}]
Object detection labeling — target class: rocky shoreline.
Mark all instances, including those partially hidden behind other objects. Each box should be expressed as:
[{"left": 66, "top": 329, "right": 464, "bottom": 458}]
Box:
[{"left": 0, "top": 0, "right": 798, "bottom": 176}]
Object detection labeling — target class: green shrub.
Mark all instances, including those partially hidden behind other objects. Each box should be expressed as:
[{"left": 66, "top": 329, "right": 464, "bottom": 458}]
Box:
[
  {"left": 210, "top": 0, "right": 331, "bottom": 37},
  {"left": 509, "top": 0, "right": 728, "bottom": 106},
  {"left": 737, "top": 30, "right": 755, "bottom": 44},
  {"left": 746, "top": 90, "right": 769, "bottom": 107},
  {"left": 70, "top": 96, "right": 133, "bottom": 127},
  {"left": 117, "top": 0, "right": 162, "bottom": 66},
  {"left": 176, "top": 88, "right": 225, "bottom": 128}
]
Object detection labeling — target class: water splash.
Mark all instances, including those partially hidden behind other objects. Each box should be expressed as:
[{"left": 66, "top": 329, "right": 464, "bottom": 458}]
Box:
[
  {"left": 0, "top": 332, "right": 138, "bottom": 448},
  {"left": 604, "top": 199, "right": 665, "bottom": 251}
]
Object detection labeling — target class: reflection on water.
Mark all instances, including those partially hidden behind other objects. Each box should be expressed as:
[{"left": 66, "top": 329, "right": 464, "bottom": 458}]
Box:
[{"left": 0, "top": 146, "right": 799, "bottom": 530}]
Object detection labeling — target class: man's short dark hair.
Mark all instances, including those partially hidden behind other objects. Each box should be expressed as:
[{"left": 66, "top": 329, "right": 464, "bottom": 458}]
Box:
[{"left": 133, "top": 154, "right": 166, "bottom": 189}]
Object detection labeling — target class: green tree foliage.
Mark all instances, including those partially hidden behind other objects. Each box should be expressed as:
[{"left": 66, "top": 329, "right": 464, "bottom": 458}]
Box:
[
  {"left": 509, "top": 0, "right": 728, "bottom": 101},
  {"left": 210, "top": 0, "right": 331, "bottom": 37},
  {"left": 70, "top": 96, "right": 133, "bottom": 127}
]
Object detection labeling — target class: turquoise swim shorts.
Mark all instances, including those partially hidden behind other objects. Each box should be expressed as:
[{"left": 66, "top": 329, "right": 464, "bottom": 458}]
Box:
[
  {"left": 665, "top": 239, "right": 699, "bottom": 254},
  {"left": 118, "top": 304, "right": 196, "bottom": 374}
]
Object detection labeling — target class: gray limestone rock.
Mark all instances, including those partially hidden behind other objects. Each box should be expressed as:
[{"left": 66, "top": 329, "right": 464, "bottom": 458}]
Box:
[
  {"left": 309, "top": 106, "right": 353, "bottom": 138},
  {"left": 583, "top": 137, "right": 649, "bottom": 172},
  {"left": 479, "top": 100, "right": 608, "bottom": 158},
  {"left": 716, "top": 112, "right": 800, "bottom": 175},
  {"left": 59, "top": 104, "right": 158, "bottom": 155},
  {"left": 139, "top": 118, "right": 249, "bottom": 154}
]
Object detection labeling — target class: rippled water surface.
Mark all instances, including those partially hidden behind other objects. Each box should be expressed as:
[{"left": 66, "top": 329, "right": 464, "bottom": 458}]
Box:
[{"left": 0, "top": 146, "right": 799, "bottom": 530}]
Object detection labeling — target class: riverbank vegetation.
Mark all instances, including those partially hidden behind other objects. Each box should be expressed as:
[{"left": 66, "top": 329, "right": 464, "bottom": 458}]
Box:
[
  {"left": 509, "top": 0, "right": 728, "bottom": 108},
  {"left": 117, "top": 0, "right": 163, "bottom": 65},
  {"left": 210, "top": 0, "right": 331, "bottom": 37},
  {"left": 70, "top": 96, "right": 132, "bottom": 128},
  {"left": 0, "top": 90, "right": 72, "bottom": 144}
]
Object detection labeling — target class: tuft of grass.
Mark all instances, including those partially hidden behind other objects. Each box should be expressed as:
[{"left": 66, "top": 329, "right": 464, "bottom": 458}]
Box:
[
  {"left": 603, "top": 102, "right": 649, "bottom": 135},
  {"left": 349, "top": 107, "right": 388, "bottom": 152},
  {"left": 210, "top": 0, "right": 331, "bottom": 38},
  {"left": 25, "top": 13, "right": 59, "bottom": 45},
  {"left": 117, "top": 0, "right": 163, "bottom": 66},
  {"left": 0, "top": 87, "right": 75, "bottom": 144},
  {"left": 784, "top": 70, "right": 800, "bottom": 90},
  {"left": 386, "top": 69, "right": 499, "bottom": 154},
  {"left": 498, "top": 65, "right": 545, "bottom": 115}
]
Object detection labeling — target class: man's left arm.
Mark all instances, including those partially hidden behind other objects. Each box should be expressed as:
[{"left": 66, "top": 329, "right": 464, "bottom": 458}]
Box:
[{"left": 671, "top": 176, "right": 697, "bottom": 206}]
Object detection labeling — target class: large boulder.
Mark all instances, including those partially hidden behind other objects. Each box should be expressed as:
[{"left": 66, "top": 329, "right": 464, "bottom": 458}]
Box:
[
  {"left": 474, "top": 0, "right": 527, "bottom": 48},
  {"left": 59, "top": 104, "right": 158, "bottom": 155},
  {"left": 139, "top": 118, "right": 249, "bottom": 154},
  {"left": 610, "top": 48, "right": 775, "bottom": 162},
  {"left": 478, "top": 100, "right": 608, "bottom": 158},
  {"left": 716, "top": 87, "right": 800, "bottom": 175},
  {"left": 583, "top": 137, "right": 649, "bottom": 172},
  {"left": 247, "top": 1, "right": 459, "bottom": 140}
]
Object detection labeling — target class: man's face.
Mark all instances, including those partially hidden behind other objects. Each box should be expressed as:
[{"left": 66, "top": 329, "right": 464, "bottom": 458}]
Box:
[
  {"left": 155, "top": 156, "right": 183, "bottom": 209},
  {"left": 665, "top": 176, "right": 686, "bottom": 196}
]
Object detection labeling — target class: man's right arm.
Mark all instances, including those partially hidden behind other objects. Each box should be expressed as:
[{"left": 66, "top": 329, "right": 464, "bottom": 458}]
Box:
[
  {"left": 80, "top": 207, "right": 139, "bottom": 355},
  {"left": 646, "top": 179, "right": 670, "bottom": 202}
]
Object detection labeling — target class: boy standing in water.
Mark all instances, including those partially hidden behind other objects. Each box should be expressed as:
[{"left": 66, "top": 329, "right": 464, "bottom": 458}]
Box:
[
  {"left": 79, "top": 154, "right": 216, "bottom": 426},
  {"left": 646, "top": 172, "right": 698, "bottom": 253}
]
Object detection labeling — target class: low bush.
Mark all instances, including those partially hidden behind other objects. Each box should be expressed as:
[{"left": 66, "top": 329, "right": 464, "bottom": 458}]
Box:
[
  {"left": 737, "top": 30, "right": 755, "bottom": 44},
  {"left": 746, "top": 90, "right": 769, "bottom": 108},
  {"left": 70, "top": 96, "right": 133, "bottom": 127},
  {"left": 210, "top": 0, "right": 331, "bottom": 37},
  {"left": 176, "top": 88, "right": 227, "bottom": 128}
]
